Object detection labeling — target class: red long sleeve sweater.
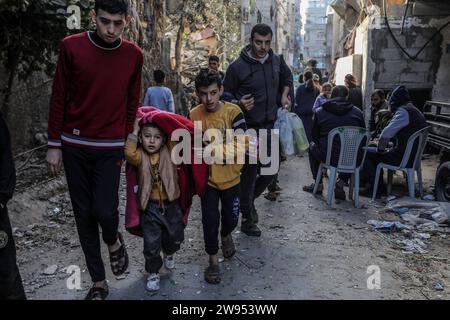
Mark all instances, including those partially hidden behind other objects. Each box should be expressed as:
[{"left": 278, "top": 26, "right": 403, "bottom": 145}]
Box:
[{"left": 48, "top": 32, "right": 143, "bottom": 149}]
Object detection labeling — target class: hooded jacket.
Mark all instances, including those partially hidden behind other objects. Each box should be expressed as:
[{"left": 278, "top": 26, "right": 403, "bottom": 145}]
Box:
[
  {"left": 380, "top": 86, "right": 427, "bottom": 164},
  {"left": 223, "top": 45, "right": 286, "bottom": 128},
  {"left": 312, "top": 97, "right": 365, "bottom": 162}
]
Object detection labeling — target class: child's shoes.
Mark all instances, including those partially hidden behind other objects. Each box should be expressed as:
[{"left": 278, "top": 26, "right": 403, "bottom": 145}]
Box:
[
  {"left": 146, "top": 273, "right": 160, "bottom": 292},
  {"left": 163, "top": 254, "right": 175, "bottom": 270}
]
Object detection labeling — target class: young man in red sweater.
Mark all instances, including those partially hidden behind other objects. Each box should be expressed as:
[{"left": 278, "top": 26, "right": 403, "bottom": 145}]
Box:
[{"left": 46, "top": 0, "right": 143, "bottom": 300}]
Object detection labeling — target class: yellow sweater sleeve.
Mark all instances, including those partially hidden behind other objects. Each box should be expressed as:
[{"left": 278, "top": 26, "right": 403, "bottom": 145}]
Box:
[{"left": 124, "top": 134, "right": 142, "bottom": 167}]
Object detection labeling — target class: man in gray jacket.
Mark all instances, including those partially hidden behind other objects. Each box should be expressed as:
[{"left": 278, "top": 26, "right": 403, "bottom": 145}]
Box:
[{"left": 223, "top": 23, "right": 292, "bottom": 236}]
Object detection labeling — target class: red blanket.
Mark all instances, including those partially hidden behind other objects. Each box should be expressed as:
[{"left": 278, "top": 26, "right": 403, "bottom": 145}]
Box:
[{"left": 125, "top": 107, "right": 208, "bottom": 237}]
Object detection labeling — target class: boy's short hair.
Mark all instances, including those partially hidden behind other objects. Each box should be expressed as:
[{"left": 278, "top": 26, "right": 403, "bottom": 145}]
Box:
[
  {"left": 95, "top": 0, "right": 130, "bottom": 15},
  {"left": 208, "top": 55, "right": 220, "bottom": 63},
  {"left": 153, "top": 69, "right": 165, "bottom": 84},
  {"left": 251, "top": 24, "right": 273, "bottom": 39},
  {"left": 140, "top": 122, "right": 167, "bottom": 141},
  {"left": 195, "top": 68, "right": 222, "bottom": 90}
]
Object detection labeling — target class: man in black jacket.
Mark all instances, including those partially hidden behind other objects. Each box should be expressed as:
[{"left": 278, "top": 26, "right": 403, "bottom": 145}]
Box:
[
  {"left": 303, "top": 86, "right": 365, "bottom": 200},
  {"left": 223, "top": 23, "right": 292, "bottom": 236},
  {"left": 0, "top": 112, "right": 26, "bottom": 300}
]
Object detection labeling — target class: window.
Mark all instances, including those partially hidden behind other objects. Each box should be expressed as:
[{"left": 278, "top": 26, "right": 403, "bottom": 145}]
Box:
[{"left": 316, "top": 31, "right": 325, "bottom": 40}]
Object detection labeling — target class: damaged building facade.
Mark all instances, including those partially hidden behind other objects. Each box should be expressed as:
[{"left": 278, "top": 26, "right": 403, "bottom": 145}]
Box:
[
  {"left": 327, "top": 0, "right": 450, "bottom": 201},
  {"left": 241, "top": 0, "right": 301, "bottom": 67},
  {"left": 328, "top": 0, "right": 450, "bottom": 110}
]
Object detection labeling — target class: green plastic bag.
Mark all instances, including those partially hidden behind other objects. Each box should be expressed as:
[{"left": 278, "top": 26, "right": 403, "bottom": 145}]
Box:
[{"left": 287, "top": 113, "right": 309, "bottom": 154}]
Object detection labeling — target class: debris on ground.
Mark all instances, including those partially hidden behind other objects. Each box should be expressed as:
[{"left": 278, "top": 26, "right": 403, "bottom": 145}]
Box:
[{"left": 367, "top": 220, "right": 412, "bottom": 232}]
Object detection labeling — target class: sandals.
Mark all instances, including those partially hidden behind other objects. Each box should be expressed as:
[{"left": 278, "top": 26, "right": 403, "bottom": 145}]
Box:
[
  {"left": 109, "top": 232, "right": 129, "bottom": 276},
  {"left": 264, "top": 191, "right": 278, "bottom": 201},
  {"left": 84, "top": 285, "right": 109, "bottom": 300},
  {"left": 204, "top": 264, "right": 221, "bottom": 284},
  {"left": 221, "top": 234, "right": 236, "bottom": 259}
]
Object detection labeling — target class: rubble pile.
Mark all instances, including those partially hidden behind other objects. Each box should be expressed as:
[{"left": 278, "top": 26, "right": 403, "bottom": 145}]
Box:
[{"left": 368, "top": 198, "right": 450, "bottom": 254}]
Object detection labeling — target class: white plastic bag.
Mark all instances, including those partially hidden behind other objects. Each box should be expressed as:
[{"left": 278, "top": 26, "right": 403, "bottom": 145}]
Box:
[{"left": 274, "top": 108, "right": 295, "bottom": 155}]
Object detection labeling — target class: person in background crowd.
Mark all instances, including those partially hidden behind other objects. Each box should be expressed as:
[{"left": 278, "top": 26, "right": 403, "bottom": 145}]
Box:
[
  {"left": 313, "top": 82, "right": 333, "bottom": 112},
  {"left": 313, "top": 74, "right": 321, "bottom": 91},
  {"left": 306, "top": 59, "right": 322, "bottom": 84},
  {"left": 344, "top": 74, "right": 363, "bottom": 110},
  {"left": 322, "top": 71, "right": 329, "bottom": 84},
  {"left": 143, "top": 69, "right": 175, "bottom": 113},
  {"left": 208, "top": 55, "right": 225, "bottom": 80},
  {"left": 295, "top": 70, "right": 320, "bottom": 143},
  {"left": 368, "top": 89, "right": 390, "bottom": 138}
]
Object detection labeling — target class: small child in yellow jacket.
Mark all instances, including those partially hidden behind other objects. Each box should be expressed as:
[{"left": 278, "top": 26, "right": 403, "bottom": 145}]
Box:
[
  {"left": 125, "top": 116, "right": 184, "bottom": 292},
  {"left": 189, "top": 69, "right": 247, "bottom": 284}
]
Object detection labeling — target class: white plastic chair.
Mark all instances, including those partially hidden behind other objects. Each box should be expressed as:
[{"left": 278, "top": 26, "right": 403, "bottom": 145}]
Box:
[
  {"left": 371, "top": 126, "right": 430, "bottom": 200},
  {"left": 313, "top": 126, "right": 370, "bottom": 207}
]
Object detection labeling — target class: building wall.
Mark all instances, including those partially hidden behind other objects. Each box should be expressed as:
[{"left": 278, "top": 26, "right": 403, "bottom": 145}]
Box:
[
  {"left": 241, "top": 0, "right": 297, "bottom": 68},
  {"left": 432, "top": 24, "right": 450, "bottom": 102},
  {"left": 356, "top": 15, "right": 450, "bottom": 115}
]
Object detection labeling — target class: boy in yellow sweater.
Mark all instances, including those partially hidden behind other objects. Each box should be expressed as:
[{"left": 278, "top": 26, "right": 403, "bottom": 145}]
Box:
[
  {"left": 189, "top": 69, "right": 247, "bottom": 284},
  {"left": 125, "top": 116, "right": 184, "bottom": 292}
]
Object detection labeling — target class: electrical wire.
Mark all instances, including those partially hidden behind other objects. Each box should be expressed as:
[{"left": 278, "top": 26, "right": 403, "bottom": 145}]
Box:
[{"left": 400, "top": 0, "right": 411, "bottom": 34}]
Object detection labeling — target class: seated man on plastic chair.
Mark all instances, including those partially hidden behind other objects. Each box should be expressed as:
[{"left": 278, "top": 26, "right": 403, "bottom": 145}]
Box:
[
  {"left": 303, "top": 85, "right": 365, "bottom": 200},
  {"left": 361, "top": 85, "right": 427, "bottom": 197}
]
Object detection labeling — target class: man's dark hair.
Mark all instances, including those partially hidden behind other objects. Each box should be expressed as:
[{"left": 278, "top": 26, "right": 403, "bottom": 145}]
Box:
[
  {"left": 153, "top": 69, "right": 165, "bottom": 84},
  {"left": 372, "top": 89, "right": 385, "bottom": 100},
  {"left": 208, "top": 55, "right": 220, "bottom": 63},
  {"left": 308, "top": 59, "right": 318, "bottom": 67},
  {"left": 195, "top": 68, "right": 222, "bottom": 90},
  {"left": 303, "top": 70, "right": 315, "bottom": 91},
  {"left": 95, "top": 0, "right": 130, "bottom": 15},
  {"left": 250, "top": 23, "right": 273, "bottom": 39},
  {"left": 331, "top": 85, "right": 349, "bottom": 98}
]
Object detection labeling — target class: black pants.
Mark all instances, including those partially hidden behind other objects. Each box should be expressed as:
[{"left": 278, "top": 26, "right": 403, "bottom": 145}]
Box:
[
  {"left": 200, "top": 184, "right": 240, "bottom": 256},
  {"left": 363, "top": 149, "right": 404, "bottom": 189},
  {"left": 267, "top": 173, "right": 279, "bottom": 192},
  {"left": 240, "top": 128, "right": 277, "bottom": 224},
  {"left": 141, "top": 201, "right": 184, "bottom": 274},
  {"left": 0, "top": 205, "right": 26, "bottom": 300},
  {"left": 62, "top": 145, "right": 123, "bottom": 283},
  {"left": 308, "top": 143, "right": 350, "bottom": 182}
]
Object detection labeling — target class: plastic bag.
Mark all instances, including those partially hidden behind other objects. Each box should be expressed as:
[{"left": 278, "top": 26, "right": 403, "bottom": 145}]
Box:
[
  {"left": 274, "top": 108, "right": 295, "bottom": 155},
  {"left": 287, "top": 112, "right": 309, "bottom": 154}
]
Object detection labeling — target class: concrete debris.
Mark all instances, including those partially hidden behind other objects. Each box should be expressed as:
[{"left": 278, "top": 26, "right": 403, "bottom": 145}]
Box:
[{"left": 43, "top": 265, "right": 58, "bottom": 275}]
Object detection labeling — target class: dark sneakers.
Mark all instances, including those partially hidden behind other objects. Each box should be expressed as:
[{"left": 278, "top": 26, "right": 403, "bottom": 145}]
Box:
[
  {"left": 334, "top": 180, "right": 346, "bottom": 200},
  {"left": 241, "top": 220, "right": 261, "bottom": 237},
  {"left": 303, "top": 182, "right": 323, "bottom": 195},
  {"left": 85, "top": 285, "right": 109, "bottom": 300}
]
